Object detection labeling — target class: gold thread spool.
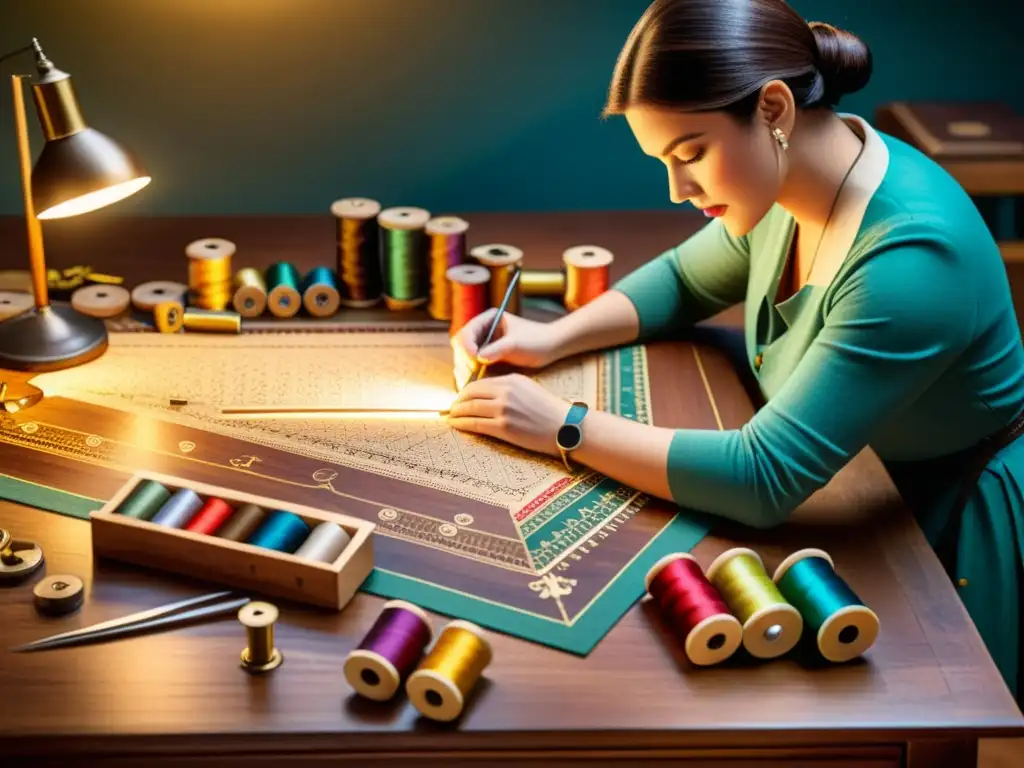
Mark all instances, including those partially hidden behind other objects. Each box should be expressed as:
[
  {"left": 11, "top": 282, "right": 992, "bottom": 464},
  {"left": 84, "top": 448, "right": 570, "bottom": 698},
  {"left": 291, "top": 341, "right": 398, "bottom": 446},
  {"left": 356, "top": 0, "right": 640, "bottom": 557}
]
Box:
[
  {"left": 521, "top": 268, "right": 566, "bottom": 298},
  {"left": 425, "top": 215, "right": 469, "bottom": 321},
  {"left": 563, "top": 245, "right": 613, "bottom": 311},
  {"left": 405, "top": 619, "right": 492, "bottom": 722},
  {"left": 239, "top": 601, "right": 283, "bottom": 673},
  {"left": 183, "top": 308, "right": 242, "bottom": 334},
  {"left": 705, "top": 547, "right": 803, "bottom": 659},
  {"left": 154, "top": 300, "right": 184, "bottom": 333},
  {"left": 186, "top": 238, "right": 235, "bottom": 311},
  {"left": 470, "top": 243, "right": 523, "bottom": 313},
  {"left": 232, "top": 268, "right": 268, "bottom": 318}
]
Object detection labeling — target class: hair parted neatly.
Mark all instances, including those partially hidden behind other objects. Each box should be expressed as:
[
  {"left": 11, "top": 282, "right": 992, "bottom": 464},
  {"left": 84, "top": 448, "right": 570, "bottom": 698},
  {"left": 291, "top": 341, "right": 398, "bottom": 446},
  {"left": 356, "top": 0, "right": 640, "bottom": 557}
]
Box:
[{"left": 603, "top": 0, "right": 872, "bottom": 119}]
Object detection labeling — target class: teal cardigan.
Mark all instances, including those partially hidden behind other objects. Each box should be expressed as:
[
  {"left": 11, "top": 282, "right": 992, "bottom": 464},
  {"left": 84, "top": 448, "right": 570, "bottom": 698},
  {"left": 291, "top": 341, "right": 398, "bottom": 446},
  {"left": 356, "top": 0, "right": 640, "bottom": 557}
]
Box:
[{"left": 614, "top": 114, "right": 1024, "bottom": 703}]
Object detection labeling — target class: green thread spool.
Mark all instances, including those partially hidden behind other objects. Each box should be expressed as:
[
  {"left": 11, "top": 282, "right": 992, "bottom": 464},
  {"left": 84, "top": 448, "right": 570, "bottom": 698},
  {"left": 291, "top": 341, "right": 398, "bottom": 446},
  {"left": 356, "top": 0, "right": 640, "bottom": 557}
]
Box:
[
  {"left": 705, "top": 547, "right": 803, "bottom": 659},
  {"left": 264, "top": 261, "right": 302, "bottom": 318},
  {"left": 116, "top": 479, "right": 171, "bottom": 521},
  {"left": 378, "top": 206, "right": 430, "bottom": 310},
  {"left": 300, "top": 266, "right": 341, "bottom": 318},
  {"left": 773, "top": 548, "right": 879, "bottom": 663}
]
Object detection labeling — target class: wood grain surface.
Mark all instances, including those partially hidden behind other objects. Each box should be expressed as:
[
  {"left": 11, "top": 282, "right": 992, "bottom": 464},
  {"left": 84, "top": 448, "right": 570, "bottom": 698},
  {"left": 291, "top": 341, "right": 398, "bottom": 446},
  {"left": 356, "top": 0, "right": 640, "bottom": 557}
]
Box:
[{"left": 1, "top": 212, "right": 1022, "bottom": 766}]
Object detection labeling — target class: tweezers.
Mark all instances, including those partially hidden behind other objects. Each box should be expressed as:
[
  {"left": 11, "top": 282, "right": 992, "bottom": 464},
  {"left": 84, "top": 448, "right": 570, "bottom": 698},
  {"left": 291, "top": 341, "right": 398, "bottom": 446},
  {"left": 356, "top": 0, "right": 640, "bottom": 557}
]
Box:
[{"left": 11, "top": 590, "right": 251, "bottom": 652}]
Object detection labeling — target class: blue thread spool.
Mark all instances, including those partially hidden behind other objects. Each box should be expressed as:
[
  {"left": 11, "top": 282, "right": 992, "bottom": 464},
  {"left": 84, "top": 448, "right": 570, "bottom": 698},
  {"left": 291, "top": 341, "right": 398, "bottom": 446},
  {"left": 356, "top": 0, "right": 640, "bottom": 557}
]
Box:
[
  {"left": 150, "top": 488, "right": 204, "bottom": 528},
  {"left": 246, "top": 510, "right": 311, "bottom": 554},
  {"left": 772, "top": 548, "right": 880, "bottom": 663}
]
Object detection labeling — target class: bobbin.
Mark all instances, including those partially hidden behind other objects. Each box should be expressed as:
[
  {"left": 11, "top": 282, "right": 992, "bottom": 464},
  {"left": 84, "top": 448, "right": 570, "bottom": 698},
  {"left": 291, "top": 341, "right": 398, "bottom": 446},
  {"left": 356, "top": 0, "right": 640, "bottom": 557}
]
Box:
[
  {"left": 131, "top": 281, "right": 188, "bottom": 312},
  {"left": 232, "top": 268, "right": 268, "bottom": 318},
  {"left": 293, "top": 521, "right": 351, "bottom": 564},
  {"left": 644, "top": 553, "right": 743, "bottom": 667},
  {"left": 379, "top": 206, "right": 430, "bottom": 310},
  {"left": 563, "top": 245, "right": 613, "bottom": 311},
  {"left": 344, "top": 600, "right": 433, "bottom": 701},
  {"left": 265, "top": 263, "right": 303, "bottom": 318},
  {"left": 331, "top": 197, "right": 382, "bottom": 220},
  {"left": 0, "top": 290, "right": 34, "bottom": 321},
  {"left": 470, "top": 243, "right": 523, "bottom": 312},
  {"left": 772, "top": 548, "right": 880, "bottom": 663},
  {"left": 183, "top": 308, "right": 242, "bottom": 334},
  {"left": 406, "top": 619, "right": 493, "bottom": 722},
  {"left": 705, "top": 547, "right": 803, "bottom": 660},
  {"left": 0, "top": 527, "right": 44, "bottom": 584},
  {"left": 154, "top": 300, "right": 185, "bottom": 333},
  {"left": 33, "top": 574, "right": 85, "bottom": 616},
  {"left": 71, "top": 284, "right": 131, "bottom": 318},
  {"left": 425, "top": 215, "right": 469, "bottom": 238},
  {"left": 239, "top": 601, "right": 283, "bottom": 673},
  {"left": 301, "top": 269, "right": 341, "bottom": 318}
]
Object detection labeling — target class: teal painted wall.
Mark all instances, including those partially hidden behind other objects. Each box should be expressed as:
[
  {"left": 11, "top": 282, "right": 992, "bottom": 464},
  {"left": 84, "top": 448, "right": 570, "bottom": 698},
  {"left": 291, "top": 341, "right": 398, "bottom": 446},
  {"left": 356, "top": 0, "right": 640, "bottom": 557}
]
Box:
[{"left": 1, "top": 0, "right": 1021, "bottom": 216}]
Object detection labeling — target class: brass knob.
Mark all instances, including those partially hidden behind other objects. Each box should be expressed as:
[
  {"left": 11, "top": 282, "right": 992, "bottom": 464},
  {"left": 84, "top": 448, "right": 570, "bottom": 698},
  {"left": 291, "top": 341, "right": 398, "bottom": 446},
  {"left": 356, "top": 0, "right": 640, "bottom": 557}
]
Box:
[{"left": 0, "top": 527, "right": 45, "bottom": 584}]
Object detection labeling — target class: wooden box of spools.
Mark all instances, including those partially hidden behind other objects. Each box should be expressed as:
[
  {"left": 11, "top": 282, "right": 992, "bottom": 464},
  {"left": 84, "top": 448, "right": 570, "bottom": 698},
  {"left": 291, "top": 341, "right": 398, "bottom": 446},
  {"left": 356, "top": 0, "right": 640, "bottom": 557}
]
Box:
[{"left": 89, "top": 470, "right": 375, "bottom": 610}]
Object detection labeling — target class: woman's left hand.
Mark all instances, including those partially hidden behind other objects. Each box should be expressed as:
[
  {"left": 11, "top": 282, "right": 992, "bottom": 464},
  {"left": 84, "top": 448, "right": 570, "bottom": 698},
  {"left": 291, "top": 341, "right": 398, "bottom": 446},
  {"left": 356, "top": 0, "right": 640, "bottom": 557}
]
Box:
[{"left": 445, "top": 373, "right": 571, "bottom": 457}]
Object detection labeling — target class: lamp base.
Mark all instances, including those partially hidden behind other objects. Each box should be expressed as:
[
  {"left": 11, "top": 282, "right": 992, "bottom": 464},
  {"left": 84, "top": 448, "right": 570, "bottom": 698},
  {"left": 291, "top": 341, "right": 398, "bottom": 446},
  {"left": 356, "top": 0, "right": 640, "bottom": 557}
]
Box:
[{"left": 0, "top": 303, "right": 108, "bottom": 372}]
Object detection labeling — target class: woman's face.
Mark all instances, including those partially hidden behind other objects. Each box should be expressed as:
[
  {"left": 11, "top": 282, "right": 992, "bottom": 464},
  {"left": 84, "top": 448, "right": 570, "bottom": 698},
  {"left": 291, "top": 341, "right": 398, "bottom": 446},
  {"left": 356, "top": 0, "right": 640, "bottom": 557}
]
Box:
[{"left": 624, "top": 104, "right": 784, "bottom": 237}]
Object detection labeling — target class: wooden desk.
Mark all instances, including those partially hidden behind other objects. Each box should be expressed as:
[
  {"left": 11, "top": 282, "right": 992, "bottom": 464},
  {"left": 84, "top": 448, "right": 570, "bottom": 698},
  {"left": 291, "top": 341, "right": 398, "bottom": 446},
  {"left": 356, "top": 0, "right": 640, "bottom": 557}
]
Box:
[{"left": 1, "top": 212, "right": 1022, "bottom": 766}]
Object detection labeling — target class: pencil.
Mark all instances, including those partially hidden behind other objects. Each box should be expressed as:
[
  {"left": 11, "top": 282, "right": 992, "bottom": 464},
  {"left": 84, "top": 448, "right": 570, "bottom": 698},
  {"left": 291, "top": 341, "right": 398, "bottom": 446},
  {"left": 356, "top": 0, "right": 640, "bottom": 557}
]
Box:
[{"left": 467, "top": 267, "right": 521, "bottom": 386}]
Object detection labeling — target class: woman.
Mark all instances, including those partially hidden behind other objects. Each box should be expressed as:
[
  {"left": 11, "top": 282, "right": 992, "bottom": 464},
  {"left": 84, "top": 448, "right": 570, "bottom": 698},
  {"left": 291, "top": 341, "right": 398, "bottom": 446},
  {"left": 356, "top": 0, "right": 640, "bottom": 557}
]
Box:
[{"left": 447, "top": 0, "right": 1024, "bottom": 703}]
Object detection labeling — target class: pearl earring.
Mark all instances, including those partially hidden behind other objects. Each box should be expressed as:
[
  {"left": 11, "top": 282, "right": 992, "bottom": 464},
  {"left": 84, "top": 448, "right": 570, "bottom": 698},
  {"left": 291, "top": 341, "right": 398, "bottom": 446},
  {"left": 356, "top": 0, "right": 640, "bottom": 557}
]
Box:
[{"left": 772, "top": 125, "right": 789, "bottom": 151}]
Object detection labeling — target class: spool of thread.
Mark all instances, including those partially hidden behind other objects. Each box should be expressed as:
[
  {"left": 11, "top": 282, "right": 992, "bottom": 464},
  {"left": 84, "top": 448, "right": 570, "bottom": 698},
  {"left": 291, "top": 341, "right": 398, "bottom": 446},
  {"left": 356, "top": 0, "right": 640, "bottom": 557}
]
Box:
[
  {"left": 294, "top": 521, "right": 352, "bottom": 564},
  {"left": 154, "top": 300, "right": 184, "bottom": 333},
  {"left": 379, "top": 206, "right": 430, "bottom": 310},
  {"left": 446, "top": 264, "right": 490, "bottom": 337},
  {"left": 332, "top": 197, "right": 383, "bottom": 308},
  {"left": 264, "top": 262, "right": 302, "bottom": 318},
  {"left": 521, "top": 268, "right": 566, "bottom": 298},
  {"left": 116, "top": 479, "right": 172, "bottom": 521},
  {"left": 344, "top": 600, "right": 434, "bottom": 701},
  {"left": 300, "top": 266, "right": 341, "bottom": 318},
  {"left": 772, "top": 548, "right": 880, "bottom": 663},
  {"left": 232, "top": 268, "right": 268, "bottom": 318},
  {"left": 183, "top": 308, "right": 241, "bottom": 334},
  {"left": 186, "top": 238, "right": 235, "bottom": 311},
  {"left": 246, "top": 510, "right": 311, "bottom": 554},
  {"left": 150, "top": 488, "right": 204, "bottom": 528},
  {"left": 563, "top": 245, "right": 613, "bottom": 311},
  {"left": 215, "top": 503, "right": 268, "bottom": 542},
  {"left": 705, "top": 547, "right": 803, "bottom": 660},
  {"left": 405, "top": 619, "right": 492, "bottom": 722},
  {"left": 644, "top": 553, "right": 743, "bottom": 666},
  {"left": 239, "top": 601, "right": 283, "bottom": 673},
  {"left": 33, "top": 574, "right": 85, "bottom": 616},
  {"left": 470, "top": 243, "right": 523, "bottom": 313},
  {"left": 184, "top": 497, "right": 235, "bottom": 535},
  {"left": 425, "top": 215, "right": 469, "bottom": 321}
]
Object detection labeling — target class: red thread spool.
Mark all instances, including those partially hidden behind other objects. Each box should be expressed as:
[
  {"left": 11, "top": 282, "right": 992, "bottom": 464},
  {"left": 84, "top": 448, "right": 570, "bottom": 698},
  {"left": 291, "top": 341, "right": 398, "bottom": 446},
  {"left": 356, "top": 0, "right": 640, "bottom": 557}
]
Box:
[
  {"left": 446, "top": 263, "right": 490, "bottom": 337},
  {"left": 184, "top": 497, "right": 235, "bottom": 535},
  {"left": 644, "top": 553, "right": 743, "bottom": 666}
]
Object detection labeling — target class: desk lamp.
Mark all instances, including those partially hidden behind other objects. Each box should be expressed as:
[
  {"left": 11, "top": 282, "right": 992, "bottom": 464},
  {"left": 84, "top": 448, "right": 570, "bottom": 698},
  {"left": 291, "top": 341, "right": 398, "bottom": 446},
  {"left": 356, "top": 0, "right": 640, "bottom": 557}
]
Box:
[{"left": 0, "top": 38, "right": 150, "bottom": 376}]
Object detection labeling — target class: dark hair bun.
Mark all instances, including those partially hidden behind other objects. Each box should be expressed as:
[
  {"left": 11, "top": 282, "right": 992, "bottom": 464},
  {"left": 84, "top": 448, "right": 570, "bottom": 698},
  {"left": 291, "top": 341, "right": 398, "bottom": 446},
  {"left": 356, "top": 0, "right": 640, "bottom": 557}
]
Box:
[{"left": 809, "top": 22, "right": 872, "bottom": 105}]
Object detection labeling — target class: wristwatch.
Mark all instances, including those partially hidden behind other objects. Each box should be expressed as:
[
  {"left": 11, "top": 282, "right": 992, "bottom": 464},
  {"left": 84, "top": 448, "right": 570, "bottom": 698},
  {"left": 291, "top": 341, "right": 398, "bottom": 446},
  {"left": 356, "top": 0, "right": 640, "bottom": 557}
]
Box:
[{"left": 556, "top": 401, "right": 589, "bottom": 473}]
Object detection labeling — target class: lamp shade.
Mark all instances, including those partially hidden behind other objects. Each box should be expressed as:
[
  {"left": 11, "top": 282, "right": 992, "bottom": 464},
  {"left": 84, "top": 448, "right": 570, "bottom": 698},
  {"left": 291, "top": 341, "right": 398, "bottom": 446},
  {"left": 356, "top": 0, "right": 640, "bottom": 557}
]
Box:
[
  {"left": 28, "top": 51, "right": 150, "bottom": 220},
  {"left": 32, "top": 128, "right": 151, "bottom": 219}
]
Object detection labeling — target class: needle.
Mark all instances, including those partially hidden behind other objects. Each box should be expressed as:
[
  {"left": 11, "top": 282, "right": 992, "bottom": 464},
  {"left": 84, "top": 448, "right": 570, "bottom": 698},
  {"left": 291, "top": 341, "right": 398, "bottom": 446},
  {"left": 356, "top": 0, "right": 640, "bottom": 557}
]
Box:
[{"left": 466, "top": 267, "right": 521, "bottom": 387}]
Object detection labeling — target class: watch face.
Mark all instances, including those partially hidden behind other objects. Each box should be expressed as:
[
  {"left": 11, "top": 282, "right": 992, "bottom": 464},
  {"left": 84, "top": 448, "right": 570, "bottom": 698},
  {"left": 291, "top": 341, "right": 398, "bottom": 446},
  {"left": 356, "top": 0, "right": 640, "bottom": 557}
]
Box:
[{"left": 557, "top": 423, "right": 583, "bottom": 451}]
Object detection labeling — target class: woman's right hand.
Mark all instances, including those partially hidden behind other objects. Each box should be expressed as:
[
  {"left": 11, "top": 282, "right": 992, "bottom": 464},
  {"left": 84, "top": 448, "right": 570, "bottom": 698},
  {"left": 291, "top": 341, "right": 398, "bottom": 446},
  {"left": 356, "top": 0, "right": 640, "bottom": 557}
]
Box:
[{"left": 451, "top": 308, "right": 562, "bottom": 390}]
